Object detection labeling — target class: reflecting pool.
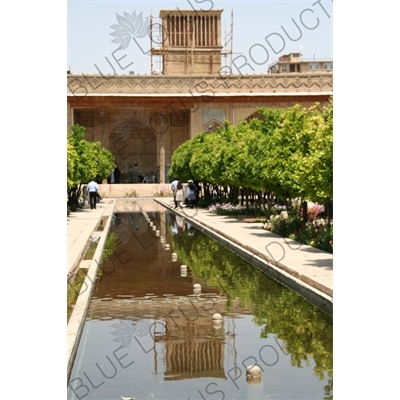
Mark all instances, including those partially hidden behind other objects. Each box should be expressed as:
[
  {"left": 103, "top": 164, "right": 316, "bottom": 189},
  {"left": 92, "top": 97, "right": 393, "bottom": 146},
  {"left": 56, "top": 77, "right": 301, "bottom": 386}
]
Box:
[{"left": 68, "top": 205, "right": 333, "bottom": 400}]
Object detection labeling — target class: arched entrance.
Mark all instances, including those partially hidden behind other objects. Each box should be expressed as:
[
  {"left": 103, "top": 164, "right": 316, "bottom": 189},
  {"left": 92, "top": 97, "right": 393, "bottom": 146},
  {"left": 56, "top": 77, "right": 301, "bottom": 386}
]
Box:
[
  {"left": 109, "top": 110, "right": 157, "bottom": 182},
  {"left": 203, "top": 119, "right": 224, "bottom": 133}
]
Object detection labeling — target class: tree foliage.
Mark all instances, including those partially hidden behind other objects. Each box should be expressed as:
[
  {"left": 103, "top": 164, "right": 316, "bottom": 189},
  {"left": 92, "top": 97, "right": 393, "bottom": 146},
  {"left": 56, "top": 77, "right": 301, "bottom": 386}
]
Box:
[
  {"left": 67, "top": 124, "right": 115, "bottom": 208},
  {"left": 168, "top": 101, "right": 333, "bottom": 209},
  {"left": 294, "top": 102, "right": 333, "bottom": 203},
  {"left": 67, "top": 141, "right": 78, "bottom": 189}
]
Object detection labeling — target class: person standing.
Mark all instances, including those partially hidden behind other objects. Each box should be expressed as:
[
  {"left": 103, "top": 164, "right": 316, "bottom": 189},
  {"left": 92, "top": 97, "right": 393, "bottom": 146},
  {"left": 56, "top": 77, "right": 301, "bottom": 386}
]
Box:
[
  {"left": 133, "top": 164, "right": 139, "bottom": 183},
  {"left": 86, "top": 179, "right": 99, "bottom": 209},
  {"left": 175, "top": 180, "right": 184, "bottom": 208},
  {"left": 194, "top": 181, "right": 201, "bottom": 203},
  {"left": 187, "top": 180, "right": 197, "bottom": 208},
  {"left": 114, "top": 166, "right": 121, "bottom": 183},
  {"left": 156, "top": 166, "right": 160, "bottom": 183},
  {"left": 128, "top": 166, "right": 134, "bottom": 183},
  {"left": 170, "top": 178, "right": 178, "bottom": 208},
  {"left": 120, "top": 166, "right": 126, "bottom": 183}
]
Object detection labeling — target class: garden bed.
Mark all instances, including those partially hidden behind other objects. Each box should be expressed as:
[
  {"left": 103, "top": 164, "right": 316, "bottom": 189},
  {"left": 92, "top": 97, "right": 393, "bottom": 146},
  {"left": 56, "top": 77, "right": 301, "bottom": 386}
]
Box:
[{"left": 206, "top": 201, "right": 333, "bottom": 254}]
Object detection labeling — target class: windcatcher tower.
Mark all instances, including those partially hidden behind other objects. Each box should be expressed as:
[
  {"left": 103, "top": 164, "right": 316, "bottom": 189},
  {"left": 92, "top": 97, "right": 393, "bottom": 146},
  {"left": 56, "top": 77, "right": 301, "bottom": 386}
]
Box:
[{"left": 151, "top": 10, "right": 223, "bottom": 75}]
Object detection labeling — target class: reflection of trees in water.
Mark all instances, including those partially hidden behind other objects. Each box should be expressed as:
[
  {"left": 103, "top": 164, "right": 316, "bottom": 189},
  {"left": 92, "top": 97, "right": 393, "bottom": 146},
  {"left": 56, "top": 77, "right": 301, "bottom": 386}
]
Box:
[
  {"left": 103, "top": 232, "right": 116, "bottom": 259},
  {"left": 256, "top": 289, "right": 333, "bottom": 397},
  {"left": 324, "top": 378, "right": 333, "bottom": 400},
  {"left": 170, "top": 223, "right": 333, "bottom": 397}
]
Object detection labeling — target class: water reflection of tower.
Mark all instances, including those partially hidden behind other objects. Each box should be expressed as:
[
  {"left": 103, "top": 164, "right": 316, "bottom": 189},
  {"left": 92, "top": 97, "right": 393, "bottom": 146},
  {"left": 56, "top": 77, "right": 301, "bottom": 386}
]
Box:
[{"left": 152, "top": 299, "right": 229, "bottom": 381}]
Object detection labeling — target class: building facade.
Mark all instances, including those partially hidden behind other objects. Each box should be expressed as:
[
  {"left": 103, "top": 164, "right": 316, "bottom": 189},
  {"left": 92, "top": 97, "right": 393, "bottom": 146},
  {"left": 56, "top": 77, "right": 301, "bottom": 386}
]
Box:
[
  {"left": 67, "top": 10, "right": 333, "bottom": 185},
  {"left": 268, "top": 53, "right": 333, "bottom": 74}
]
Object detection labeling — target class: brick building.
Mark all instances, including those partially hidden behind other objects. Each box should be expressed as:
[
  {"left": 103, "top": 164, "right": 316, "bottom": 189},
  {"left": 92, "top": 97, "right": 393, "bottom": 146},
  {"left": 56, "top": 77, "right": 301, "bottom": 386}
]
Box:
[
  {"left": 268, "top": 52, "right": 333, "bottom": 74},
  {"left": 67, "top": 10, "right": 333, "bottom": 189}
]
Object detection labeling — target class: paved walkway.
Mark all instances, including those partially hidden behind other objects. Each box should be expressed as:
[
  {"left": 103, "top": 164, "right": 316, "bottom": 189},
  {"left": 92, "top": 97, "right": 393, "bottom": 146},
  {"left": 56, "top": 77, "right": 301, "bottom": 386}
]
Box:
[{"left": 67, "top": 199, "right": 115, "bottom": 279}]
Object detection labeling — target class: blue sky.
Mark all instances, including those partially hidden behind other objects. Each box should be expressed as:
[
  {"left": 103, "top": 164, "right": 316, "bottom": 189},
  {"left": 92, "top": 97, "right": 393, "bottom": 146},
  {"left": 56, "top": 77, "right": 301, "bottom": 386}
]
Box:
[{"left": 67, "top": 0, "right": 333, "bottom": 75}]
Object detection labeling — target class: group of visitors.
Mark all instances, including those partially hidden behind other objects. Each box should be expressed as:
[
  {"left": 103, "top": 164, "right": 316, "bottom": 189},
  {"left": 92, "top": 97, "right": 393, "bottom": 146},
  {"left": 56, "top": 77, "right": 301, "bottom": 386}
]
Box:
[
  {"left": 86, "top": 176, "right": 201, "bottom": 211},
  {"left": 127, "top": 164, "right": 140, "bottom": 183},
  {"left": 109, "top": 165, "right": 143, "bottom": 184},
  {"left": 170, "top": 179, "right": 200, "bottom": 209}
]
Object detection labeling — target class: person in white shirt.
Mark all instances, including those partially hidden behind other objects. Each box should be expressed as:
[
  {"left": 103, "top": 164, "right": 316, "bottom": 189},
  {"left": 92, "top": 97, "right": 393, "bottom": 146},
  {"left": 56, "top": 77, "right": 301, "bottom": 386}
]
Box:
[
  {"left": 170, "top": 178, "right": 178, "bottom": 208},
  {"left": 86, "top": 179, "right": 99, "bottom": 209}
]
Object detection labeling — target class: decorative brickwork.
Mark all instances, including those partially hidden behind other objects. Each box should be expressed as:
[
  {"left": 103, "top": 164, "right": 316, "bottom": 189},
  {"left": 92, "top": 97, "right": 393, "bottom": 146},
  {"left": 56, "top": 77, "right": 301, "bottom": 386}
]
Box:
[{"left": 67, "top": 73, "right": 333, "bottom": 97}]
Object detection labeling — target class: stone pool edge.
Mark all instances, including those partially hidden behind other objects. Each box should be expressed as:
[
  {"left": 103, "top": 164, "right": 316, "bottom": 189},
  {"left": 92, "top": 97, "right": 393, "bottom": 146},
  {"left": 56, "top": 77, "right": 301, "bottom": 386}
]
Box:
[{"left": 67, "top": 206, "right": 114, "bottom": 381}]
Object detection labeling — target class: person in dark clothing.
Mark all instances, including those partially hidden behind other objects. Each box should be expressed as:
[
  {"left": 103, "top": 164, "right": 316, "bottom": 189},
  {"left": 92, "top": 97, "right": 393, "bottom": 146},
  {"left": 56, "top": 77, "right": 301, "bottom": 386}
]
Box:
[
  {"left": 187, "top": 180, "right": 197, "bottom": 208},
  {"left": 114, "top": 166, "right": 121, "bottom": 183},
  {"left": 194, "top": 181, "right": 201, "bottom": 207}
]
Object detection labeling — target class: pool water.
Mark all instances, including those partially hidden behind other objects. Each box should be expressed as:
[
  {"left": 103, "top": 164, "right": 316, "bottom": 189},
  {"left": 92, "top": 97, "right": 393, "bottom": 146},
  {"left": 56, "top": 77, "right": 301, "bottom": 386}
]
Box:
[{"left": 68, "top": 206, "right": 333, "bottom": 400}]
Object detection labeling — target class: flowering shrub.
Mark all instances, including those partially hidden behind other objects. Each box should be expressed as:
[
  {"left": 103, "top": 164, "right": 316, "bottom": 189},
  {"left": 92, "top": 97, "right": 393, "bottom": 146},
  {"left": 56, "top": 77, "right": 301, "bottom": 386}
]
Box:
[
  {"left": 265, "top": 212, "right": 302, "bottom": 238},
  {"left": 206, "top": 202, "right": 256, "bottom": 216},
  {"left": 266, "top": 206, "right": 333, "bottom": 253},
  {"left": 289, "top": 220, "right": 333, "bottom": 253},
  {"left": 309, "top": 204, "right": 324, "bottom": 215},
  {"left": 206, "top": 201, "right": 332, "bottom": 253},
  {"left": 300, "top": 203, "right": 325, "bottom": 221}
]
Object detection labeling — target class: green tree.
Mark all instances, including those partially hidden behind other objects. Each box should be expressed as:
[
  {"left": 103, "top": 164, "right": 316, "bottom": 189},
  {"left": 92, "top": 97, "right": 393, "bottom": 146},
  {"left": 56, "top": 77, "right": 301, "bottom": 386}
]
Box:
[
  {"left": 67, "top": 141, "right": 78, "bottom": 189},
  {"left": 189, "top": 130, "right": 227, "bottom": 185},
  {"left": 295, "top": 101, "right": 333, "bottom": 205},
  {"left": 168, "top": 101, "right": 333, "bottom": 217},
  {"left": 258, "top": 105, "right": 306, "bottom": 200},
  {"left": 67, "top": 125, "right": 115, "bottom": 209},
  {"left": 255, "top": 104, "right": 333, "bottom": 220},
  {"left": 168, "top": 139, "right": 194, "bottom": 182}
]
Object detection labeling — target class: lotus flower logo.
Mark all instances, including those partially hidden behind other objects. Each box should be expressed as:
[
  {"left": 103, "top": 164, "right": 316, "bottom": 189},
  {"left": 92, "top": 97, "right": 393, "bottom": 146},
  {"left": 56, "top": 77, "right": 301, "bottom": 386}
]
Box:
[
  {"left": 111, "top": 108, "right": 152, "bottom": 140},
  {"left": 109, "top": 11, "right": 149, "bottom": 51},
  {"left": 111, "top": 319, "right": 150, "bottom": 349}
]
